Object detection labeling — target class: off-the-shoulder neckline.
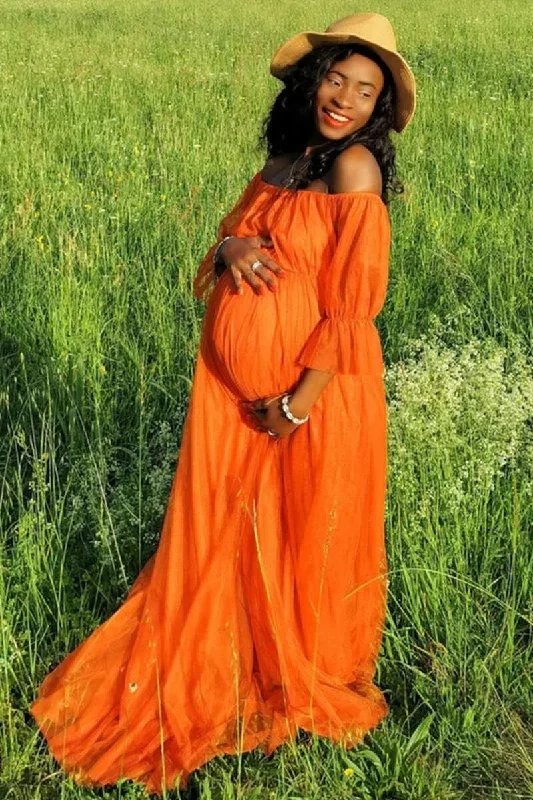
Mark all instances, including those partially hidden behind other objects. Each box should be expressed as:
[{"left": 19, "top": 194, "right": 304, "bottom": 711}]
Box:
[{"left": 256, "top": 171, "right": 386, "bottom": 207}]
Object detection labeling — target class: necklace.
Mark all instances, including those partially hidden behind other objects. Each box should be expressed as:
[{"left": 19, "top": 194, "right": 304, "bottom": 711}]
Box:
[{"left": 277, "top": 151, "right": 309, "bottom": 189}]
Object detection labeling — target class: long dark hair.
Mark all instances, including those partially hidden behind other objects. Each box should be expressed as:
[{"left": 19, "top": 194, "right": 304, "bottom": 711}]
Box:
[{"left": 257, "top": 43, "right": 404, "bottom": 206}]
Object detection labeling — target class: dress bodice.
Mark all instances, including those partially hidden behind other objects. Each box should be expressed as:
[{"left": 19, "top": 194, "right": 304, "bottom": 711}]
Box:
[
  {"left": 194, "top": 170, "right": 391, "bottom": 395},
  {"left": 194, "top": 170, "right": 390, "bottom": 320}
]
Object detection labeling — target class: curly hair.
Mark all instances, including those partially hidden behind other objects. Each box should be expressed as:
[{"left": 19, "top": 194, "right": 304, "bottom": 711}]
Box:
[{"left": 256, "top": 42, "right": 404, "bottom": 206}]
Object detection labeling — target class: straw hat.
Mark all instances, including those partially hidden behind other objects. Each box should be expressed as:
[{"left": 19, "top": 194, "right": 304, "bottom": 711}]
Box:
[{"left": 270, "top": 12, "right": 416, "bottom": 133}]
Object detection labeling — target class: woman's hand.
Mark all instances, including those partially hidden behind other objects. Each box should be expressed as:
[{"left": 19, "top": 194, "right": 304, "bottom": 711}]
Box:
[
  {"left": 242, "top": 393, "right": 310, "bottom": 439},
  {"left": 218, "top": 235, "right": 286, "bottom": 295}
]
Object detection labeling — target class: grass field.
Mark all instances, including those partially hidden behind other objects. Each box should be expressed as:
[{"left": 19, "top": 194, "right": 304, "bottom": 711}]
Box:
[{"left": 1, "top": 0, "right": 532, "bottom": 798}]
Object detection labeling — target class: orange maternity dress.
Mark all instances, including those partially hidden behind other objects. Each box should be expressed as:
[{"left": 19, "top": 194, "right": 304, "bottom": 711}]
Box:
[{"left": 30, "top": 169, "right": 391, "bottom": 795}]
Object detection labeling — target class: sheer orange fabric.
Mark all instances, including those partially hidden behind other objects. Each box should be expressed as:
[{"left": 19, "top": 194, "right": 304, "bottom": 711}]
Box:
[{"left": 30, "top": 170, "right": 391, "bottom": 795}]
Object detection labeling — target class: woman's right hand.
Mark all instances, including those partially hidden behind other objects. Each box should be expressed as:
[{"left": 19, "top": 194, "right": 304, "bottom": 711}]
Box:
[{"left": 218, "top": 235, "right": 285, "bottom": 295}]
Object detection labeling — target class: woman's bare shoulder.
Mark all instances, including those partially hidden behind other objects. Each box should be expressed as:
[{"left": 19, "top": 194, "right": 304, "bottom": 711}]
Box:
[{"left": 260, "top": 153, "right": 296, "bottom": 183}]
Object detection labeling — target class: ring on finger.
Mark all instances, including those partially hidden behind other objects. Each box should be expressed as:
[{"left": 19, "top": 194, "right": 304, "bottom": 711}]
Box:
[{"left": 250, "top": 260, "right": 262, "bottom": 273}]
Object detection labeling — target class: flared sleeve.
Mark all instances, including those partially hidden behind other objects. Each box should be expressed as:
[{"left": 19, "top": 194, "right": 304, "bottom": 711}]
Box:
[
  {"left": 295, "top": 193, "right": 391, "bottom": 376},
  {"left": 192, "top": 173, "right": 260, "bottom": 303}
]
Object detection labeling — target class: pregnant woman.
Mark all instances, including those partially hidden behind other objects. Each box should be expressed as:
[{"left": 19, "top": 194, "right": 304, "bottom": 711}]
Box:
[{"left": 30, "top": 13, "right": 416, "bottom": 796}]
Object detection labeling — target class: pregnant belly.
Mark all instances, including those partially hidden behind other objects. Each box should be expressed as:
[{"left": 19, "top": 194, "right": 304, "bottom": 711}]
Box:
[{"left": 200, "top": 269, "right": 321, "bottom": 401}]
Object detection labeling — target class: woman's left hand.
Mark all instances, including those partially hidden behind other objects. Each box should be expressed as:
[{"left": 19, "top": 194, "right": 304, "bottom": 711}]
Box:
[{"left": 244, "top": 394, "right": 307, "bottom": 438}]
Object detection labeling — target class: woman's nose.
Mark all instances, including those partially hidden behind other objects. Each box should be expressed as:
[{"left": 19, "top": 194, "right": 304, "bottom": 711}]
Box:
[{"left": 334, "top": 92, "right": 353, "bottom": 110}]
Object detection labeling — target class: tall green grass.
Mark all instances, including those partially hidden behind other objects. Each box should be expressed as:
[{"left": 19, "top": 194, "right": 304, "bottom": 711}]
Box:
[{"left": 0, "top": 1, "right": 532, "bottom": 798}]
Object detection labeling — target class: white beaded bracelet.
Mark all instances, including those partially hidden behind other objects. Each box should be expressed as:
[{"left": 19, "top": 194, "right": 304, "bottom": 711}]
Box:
[{"left": 279, "top": 393, "right": 309, "bottom": 425}]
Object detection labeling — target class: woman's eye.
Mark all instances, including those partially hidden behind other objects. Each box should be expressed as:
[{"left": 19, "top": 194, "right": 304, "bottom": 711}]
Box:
[{"left": 327, "top": 78, "right": 371, "bottom": 98}]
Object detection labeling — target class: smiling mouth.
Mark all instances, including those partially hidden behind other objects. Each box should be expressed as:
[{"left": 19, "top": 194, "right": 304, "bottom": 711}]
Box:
[
  {"left": 321, "top": 107, "right": 353, "bottom": 127},
  {"left": 324, "top": 108, "right": 351, "bottom": 122}
]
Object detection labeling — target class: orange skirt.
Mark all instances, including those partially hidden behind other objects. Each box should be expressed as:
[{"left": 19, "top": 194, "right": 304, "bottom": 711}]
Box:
[{"left": 29, "top": 275, "right": 390, "bottom": 795}]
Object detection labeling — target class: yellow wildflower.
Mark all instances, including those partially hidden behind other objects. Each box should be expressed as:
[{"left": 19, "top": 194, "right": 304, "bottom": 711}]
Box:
[{"left": 343, "top": 767, "right": 354, "bottom": 777}]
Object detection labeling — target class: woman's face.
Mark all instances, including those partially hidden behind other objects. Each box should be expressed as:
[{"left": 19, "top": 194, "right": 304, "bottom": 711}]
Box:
[{"left": 311, "top": 52, "right": 385, "bottom": 142}]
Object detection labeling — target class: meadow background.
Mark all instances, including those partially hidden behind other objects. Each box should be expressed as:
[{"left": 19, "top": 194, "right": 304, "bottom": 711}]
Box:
[{"left": 1, "top": 0, "right": 532, "bottom": 797}]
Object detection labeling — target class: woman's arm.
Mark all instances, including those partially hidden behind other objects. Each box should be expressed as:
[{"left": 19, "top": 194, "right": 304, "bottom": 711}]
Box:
[
  {"left": 289, "top": 367, "right": 335, "bottom": 418},
  {"left": 286, "top": 147, "right": 386, "bottom": 417}
]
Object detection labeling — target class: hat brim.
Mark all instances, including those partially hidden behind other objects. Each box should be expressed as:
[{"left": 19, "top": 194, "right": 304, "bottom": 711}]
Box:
[{"left": 270, "top": 31, "right": 416, "bottom": 133}]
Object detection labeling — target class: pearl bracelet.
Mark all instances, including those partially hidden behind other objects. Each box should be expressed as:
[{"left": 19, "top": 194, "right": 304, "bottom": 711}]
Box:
[{"left": 279, "top": 393, "right": 310, "bottom": 425}]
